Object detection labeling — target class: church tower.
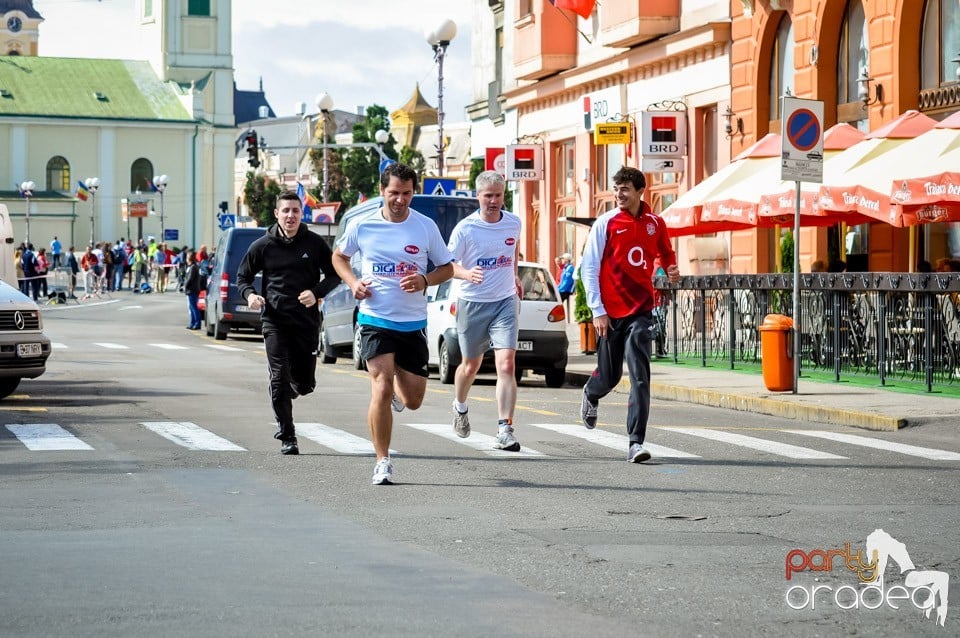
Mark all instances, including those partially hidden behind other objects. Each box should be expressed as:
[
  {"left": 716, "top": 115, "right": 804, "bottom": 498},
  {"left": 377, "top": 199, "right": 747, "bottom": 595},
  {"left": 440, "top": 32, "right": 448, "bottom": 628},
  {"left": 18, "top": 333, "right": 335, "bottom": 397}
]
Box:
[
  {"left": 137, "top": 0, "right": 234, "bottom": 128},
  {"left": 0, "top": 0, "right": 42, "bottom": 56}
]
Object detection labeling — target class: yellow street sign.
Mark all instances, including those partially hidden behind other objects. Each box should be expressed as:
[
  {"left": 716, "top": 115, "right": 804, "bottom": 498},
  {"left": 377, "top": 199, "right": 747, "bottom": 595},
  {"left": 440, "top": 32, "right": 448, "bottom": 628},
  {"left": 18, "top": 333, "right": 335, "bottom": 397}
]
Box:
[{"left": 594, "top": 122, "right": 631, "bottom": 145}]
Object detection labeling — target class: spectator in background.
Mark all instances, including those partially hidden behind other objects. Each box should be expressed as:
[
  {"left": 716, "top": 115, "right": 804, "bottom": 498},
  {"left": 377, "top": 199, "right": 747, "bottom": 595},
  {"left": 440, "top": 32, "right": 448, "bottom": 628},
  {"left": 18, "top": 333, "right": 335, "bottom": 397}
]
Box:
[
  {"left": 49, "top": 236, "right": 62, "bottom": 269},
  {"left": 66, "top": 246, "right": 79, "bottom": 298},
  {"left": 14, "top": 248, "right": 24, "bottom": 295},
  {"left": 35, "top": 248, "right": 49, "bottom": 298},
  {"left": 917, "top": 260, "right": 933, "bottom": 273},
  {"left": 828, "top": 259, "right": 846, "bottom": 273},
  {"left": 558, "top": 252, "right": 575, "bottom": 304},
  {"left": 810, "top": 259, "right": 826, "bottom": 273},
  {"left": 183, "top": 250, "right": 202, "bottom": 330},
  {"left": 79, "top": 245, "right": 98, "bottom": 294}
]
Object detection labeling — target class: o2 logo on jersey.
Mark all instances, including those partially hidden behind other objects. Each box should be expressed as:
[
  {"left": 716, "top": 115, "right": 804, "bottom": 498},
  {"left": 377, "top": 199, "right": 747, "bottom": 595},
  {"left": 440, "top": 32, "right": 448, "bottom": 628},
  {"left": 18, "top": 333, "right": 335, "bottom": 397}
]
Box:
[
  {"left": 404, "top": 245, "right": 420, "bottom": 255},
  {"left": 505, "top": 238, "right": 516, "bottom": 246},
  {"left": 627, "top": 246, "right": 648, "bottom": 270}
]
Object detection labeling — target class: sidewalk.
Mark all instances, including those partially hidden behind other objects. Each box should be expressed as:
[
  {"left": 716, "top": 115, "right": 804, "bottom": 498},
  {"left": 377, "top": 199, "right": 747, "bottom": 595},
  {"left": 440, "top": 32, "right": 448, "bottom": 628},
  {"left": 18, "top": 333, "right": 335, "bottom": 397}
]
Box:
[{"left": 560, "top": 323, "right": 958, "bottom": 431}]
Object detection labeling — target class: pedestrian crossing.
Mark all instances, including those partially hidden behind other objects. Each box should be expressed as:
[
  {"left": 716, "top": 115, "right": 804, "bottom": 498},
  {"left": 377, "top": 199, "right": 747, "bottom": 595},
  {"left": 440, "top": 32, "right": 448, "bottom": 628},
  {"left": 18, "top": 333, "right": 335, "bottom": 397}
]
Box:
[
  {"left": 53, "top": 341, "right": 255, "bottom": 353},
  {"left": 3, "top": 421, "right": 959, "bottom": 463}
]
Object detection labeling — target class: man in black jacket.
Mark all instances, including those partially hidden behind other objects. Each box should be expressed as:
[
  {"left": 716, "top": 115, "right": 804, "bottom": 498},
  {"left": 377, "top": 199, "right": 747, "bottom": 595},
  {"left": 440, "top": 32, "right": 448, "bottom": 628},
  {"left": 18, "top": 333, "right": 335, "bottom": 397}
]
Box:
[{"left": 237, "top": 190, "right": 341, "bottom": 455}]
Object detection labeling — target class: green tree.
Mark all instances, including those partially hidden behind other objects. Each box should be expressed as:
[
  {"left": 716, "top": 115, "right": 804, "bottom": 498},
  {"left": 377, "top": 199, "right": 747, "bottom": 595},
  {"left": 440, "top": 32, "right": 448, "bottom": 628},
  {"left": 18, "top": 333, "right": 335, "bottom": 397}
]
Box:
[
  {"left": 308, "top": 146, "right": 348, "bottom": 209},
  {"left": 341, "top": 105, "right": 397, "bottom": 204},
  {"left": 243, "top": 172, "right": 281, "bottom": 228},
  {"left": 780, "top": 229, "right": 794, "bottom": 273},
  {"left": 398, "top": 145, "right": 426, "bottom": 186},
  {"left": 573, "top": 276, "right": 592, "bottom": 323}
]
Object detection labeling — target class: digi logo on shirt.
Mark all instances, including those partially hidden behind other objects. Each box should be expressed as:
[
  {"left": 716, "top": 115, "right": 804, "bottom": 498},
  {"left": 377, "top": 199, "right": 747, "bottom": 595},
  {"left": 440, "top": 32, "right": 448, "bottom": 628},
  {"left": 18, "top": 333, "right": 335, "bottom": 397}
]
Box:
[
  {"left": 371, "top": 261, "right": 420, "bottom": 277},
  {"left": 475, "top": 256, "right": 513, "bottom": 270}
]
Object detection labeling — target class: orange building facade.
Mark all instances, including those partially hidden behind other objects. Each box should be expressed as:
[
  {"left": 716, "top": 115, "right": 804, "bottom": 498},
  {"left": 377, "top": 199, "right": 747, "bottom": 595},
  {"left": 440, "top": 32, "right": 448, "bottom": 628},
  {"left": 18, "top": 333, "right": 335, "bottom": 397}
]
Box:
[{"left": 493, "top": 0, "right": 959, "bottom": 274}]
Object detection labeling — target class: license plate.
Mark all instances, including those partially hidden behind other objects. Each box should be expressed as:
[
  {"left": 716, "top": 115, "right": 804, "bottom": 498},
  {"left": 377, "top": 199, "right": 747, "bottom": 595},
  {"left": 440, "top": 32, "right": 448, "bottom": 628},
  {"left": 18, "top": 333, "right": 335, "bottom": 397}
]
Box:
[
  {"left": 17, "top": 343, "right": 42, "bottom": 357},
  {"left": 518, "top": 340, "right": 533, "bottom": 351},
  {"left": 235, "top": 305, "right": 249, "bottom": 312}
]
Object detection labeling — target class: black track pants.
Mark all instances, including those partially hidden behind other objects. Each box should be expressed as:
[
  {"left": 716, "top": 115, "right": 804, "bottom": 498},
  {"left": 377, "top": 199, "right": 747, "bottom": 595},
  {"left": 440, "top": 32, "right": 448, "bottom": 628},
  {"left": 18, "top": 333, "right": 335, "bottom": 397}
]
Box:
[
  {"left": 583, "top": 312, "right": 655, "bottom": 445},
  {"left": 263, "top": 321, "right": 318, "bottom": 441}
]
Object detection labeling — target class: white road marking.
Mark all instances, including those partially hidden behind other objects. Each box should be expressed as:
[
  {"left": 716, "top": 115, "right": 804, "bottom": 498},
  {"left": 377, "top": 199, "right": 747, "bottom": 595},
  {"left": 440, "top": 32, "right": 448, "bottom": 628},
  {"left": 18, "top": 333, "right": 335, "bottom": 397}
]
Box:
[
  {"left": 94, "top": 342, "right": 129, "bottom": 349},
  {"left": 51, "top": 342, "right": 67, "bottom": 349},
  {"left": 527, "top": 423, "right": 700, "bottom": 458},
  {"left": 659, "top": 427, "right": 846, "bottom": 460},
  {"left": 149, "top": 343, "right": 189, "bottom": 350},
  {"left": 403, "top": 422, "right": 543, "bottom": 457},
  {"left": 5, "top": 423, "right": 93, "bottom": 451},
  {"left": 204, "top": 344, "right": 244, "bottom": 352},
  {"left": 118, "top": 305, "right": 142, "bottom": 310},
  {"left": 295, "top": 423, "right": 396, "bottom": 456},
  {"left": 140, "top": 421, "right": 246, "bottom": 451},
  {"left": 785, "top": 430, "right": 960, "bottom": 461}
]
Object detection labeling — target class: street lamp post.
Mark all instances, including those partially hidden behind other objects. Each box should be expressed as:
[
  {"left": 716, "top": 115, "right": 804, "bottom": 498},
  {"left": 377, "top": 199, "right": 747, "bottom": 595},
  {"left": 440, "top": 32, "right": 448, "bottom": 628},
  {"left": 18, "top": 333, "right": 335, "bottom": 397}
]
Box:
[
  {"left": 425, "top": 19, "right": 457, "bottom": 177},
  {"left": 153, "top": 175, "right": 168, "bottom": 242},
  {"left": 84, "top": 177, "right": 100, "bottom": 247},
  {"left": 375, "top": 128, "right": 390, "bottom": 158},
  {"left": 316, "top": 92, "right": 334, "bottom": 203},
  {"left": 18, "top": 180, "right": 35, "bottom": 245}
]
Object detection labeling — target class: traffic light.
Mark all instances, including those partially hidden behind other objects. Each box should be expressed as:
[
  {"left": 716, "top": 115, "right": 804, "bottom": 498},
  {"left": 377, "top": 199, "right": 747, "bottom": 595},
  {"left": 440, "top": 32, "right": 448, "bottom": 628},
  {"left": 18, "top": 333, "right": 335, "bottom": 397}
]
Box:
[{"left": 245, "top": 130, "right": 260, "bottom": 168}]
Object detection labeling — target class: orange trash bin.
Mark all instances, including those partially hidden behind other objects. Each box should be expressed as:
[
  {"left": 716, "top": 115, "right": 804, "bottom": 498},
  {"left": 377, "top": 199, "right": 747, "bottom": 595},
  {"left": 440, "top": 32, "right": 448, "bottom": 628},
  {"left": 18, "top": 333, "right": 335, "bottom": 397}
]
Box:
[{"left": 758, "top": 314, "right": 794, "bottom": 392}]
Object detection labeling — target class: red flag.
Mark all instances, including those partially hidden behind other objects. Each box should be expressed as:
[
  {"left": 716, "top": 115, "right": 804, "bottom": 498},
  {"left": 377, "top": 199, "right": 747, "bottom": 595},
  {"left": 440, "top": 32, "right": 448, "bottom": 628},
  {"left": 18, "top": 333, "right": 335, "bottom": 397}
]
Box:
[{"left": 553, "top": 0, "right": 596, "bottom": 19}]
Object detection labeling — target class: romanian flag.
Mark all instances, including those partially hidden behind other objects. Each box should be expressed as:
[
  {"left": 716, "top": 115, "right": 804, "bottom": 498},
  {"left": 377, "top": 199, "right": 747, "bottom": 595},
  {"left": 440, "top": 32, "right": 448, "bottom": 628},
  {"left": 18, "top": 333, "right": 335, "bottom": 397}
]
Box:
[
  {"left": 357, "top": 192, "right": 368, "bottom": 204},
  {"left": 297, "top": 182, "right": 320, "bottom": 223},
  {"left": 76, "top": 181, "right": 90, "bottom": 202},
  {"left": 551, "top": 0, "right": 596, "bottom": 19}
]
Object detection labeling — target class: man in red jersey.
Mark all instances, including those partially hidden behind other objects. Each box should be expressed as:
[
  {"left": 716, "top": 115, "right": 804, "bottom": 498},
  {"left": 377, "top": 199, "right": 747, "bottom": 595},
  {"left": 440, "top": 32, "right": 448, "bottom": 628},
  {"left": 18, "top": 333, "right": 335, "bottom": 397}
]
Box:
[{"left": 578, "top": 167, "right": 680, "bottom": 463}]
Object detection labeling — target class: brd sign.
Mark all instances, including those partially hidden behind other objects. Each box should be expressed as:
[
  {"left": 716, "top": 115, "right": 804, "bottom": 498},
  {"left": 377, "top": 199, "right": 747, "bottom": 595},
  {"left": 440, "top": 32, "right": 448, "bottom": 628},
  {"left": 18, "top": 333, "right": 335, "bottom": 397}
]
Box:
[{"left": 505, "top": 144, "right": 543, "bottom": 181}]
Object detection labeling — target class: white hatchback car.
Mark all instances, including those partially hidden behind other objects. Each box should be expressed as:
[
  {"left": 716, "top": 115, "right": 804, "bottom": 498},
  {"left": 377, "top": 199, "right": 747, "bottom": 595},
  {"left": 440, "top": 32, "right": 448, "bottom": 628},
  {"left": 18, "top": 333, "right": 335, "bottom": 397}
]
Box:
[{"left": 426, "top": 261, "right": 568, "bottom": 387}]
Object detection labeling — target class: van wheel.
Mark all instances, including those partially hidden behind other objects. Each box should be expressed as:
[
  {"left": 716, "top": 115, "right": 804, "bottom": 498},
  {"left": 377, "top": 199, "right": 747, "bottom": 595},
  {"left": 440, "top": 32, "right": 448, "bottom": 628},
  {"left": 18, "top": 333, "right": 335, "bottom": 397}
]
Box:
[
  {"left": 319, "top": 319, "right": 337, "bottom": 364},
  {"left": 214, "top": 318, "right": 228, "bottom": 341},
  {"left": 544, "top": 368, "right": 566, "bottom": 388},
  {"left": 438, "top": 341, "right": 455, "bottom": 384},
  {"left": 0, "top": 377, "right": 20, "bottom": 400},
  {"left": 352, "top": 325, "right": 365, "bottom": 370}
]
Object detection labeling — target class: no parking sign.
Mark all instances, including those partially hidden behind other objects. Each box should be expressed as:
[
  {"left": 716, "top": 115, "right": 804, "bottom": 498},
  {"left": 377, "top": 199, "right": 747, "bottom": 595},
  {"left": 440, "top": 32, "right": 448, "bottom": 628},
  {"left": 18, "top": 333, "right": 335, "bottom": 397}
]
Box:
[{"left": 780, "top": 97, "right": 824, "bottom": 183}]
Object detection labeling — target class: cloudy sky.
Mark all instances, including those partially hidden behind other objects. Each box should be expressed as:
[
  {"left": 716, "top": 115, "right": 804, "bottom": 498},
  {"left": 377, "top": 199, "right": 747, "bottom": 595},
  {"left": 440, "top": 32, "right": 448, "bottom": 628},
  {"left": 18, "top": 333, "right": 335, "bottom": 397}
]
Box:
[{"left": 33, "top": 0, "right": 474, "bottom": 120}]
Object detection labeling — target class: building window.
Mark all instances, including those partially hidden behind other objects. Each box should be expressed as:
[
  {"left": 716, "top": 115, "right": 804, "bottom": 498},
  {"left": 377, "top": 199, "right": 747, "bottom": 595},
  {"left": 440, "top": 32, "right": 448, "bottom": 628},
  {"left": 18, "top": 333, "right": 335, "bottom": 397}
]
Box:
[
  {"left": 187, "top": 0, "right": 210, "bottom": 17},
  {"left": 593, "top": 140, "right": 623, "bottom": 216},
  {"left": 131, "top": 158, "right": 154, "bottom": 193},
  {"left": 837, "top": 1, "right": 868, "bottom": 127},
  {"left": 144, "top": 0, "right": 152, "bottom": 18},
  {"left": 46, "top": 156, "right": 70, "bottom": 192},
  {"left": 555, "top": 140, "right": 575, "bottom": 199},
  {"left": 648, "top": 172, "right": 678, "bottom": 215},
  {"left": 518, "top": 0, "right": 533, "bottom": 18},
  {"left": 767, "top": 14, "right": 795, "bottom": 126},
  {"left": 922, "top": 0, "right": 960, "bottom": 90}
]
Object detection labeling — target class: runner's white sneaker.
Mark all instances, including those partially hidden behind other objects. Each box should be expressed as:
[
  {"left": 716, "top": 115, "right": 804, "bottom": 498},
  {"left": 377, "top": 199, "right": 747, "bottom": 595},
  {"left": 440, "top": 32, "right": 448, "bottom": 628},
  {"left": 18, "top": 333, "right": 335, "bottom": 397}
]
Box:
[
  {"left": 372, "top": 457, "right": 394, "bottom": 485},
  {"left": 628, "top": 443, "right": 651, "bottom": 463},
  {"left": 453, "top": 406, "right": 470, "bottom": 438},
  {"left": 494, "top": 425, "right": 521, "bottom": 452},
  {"left": 391, "top": 394, "right": 405, "bottom": 413}
]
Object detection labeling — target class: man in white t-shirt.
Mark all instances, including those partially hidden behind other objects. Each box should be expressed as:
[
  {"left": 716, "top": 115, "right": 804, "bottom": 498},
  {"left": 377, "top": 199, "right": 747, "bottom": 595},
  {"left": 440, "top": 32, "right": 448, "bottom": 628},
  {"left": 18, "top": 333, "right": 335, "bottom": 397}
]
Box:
[
  {"left": 332, "top": 163, "right": 454, "bottom": 485},
  {"left": 446, "top": 171, "right": 523, "bottom": 451}
]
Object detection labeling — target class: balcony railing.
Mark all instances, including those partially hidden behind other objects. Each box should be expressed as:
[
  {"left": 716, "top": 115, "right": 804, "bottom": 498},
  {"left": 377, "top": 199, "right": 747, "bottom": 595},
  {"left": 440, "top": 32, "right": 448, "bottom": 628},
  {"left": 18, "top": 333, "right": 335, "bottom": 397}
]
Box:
[{"left": 653, "top": 272, "right": 960, "bottom": 392}]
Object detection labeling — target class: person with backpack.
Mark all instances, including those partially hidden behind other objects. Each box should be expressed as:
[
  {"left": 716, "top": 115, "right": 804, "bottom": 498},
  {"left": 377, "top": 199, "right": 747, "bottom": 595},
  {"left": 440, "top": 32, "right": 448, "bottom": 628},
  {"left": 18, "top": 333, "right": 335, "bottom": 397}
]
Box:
[
  {"left": 112, "top": 242, "right": 126, "bottom": 291},
  {"left": 21, "top": 244, "right": 40, "bottom": 300}
]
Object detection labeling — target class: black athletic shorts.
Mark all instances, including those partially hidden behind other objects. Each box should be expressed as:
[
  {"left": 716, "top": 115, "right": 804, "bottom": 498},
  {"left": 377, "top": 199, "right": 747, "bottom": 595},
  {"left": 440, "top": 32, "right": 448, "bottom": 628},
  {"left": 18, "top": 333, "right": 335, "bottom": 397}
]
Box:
[{"left": 359, "top": 325, "right": 429, "bottom": 378}]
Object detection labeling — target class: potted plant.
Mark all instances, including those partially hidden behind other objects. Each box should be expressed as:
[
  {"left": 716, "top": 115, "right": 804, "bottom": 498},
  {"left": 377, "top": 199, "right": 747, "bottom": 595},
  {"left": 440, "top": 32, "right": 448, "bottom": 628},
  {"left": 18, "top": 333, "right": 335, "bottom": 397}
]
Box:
[{"left": 573, "top": 276, "right": 596, "bottom": 354}]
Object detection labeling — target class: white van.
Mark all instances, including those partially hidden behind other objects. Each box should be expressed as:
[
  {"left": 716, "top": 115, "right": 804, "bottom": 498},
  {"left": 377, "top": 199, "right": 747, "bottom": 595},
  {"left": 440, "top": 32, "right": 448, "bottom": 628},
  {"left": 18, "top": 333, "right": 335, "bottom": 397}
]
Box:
[{"left": 0, "top": 204, "right": 16, "bottom": 288}]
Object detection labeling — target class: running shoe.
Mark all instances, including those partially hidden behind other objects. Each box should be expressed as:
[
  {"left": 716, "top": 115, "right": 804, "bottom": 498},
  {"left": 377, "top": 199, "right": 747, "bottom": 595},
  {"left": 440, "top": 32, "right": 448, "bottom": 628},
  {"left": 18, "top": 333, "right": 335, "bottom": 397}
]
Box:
[
  {"left": 494, "top": 425, "right": 521, "bottom": 452},
  {"left": 628, "top": 443, "right": 651, "bottom": 463},
  {"left": 580, "top": 388, "right": 598, "bottom": 430},
  {"left": 391, "top": 393, "right": 405, "bottom": 413},
  {"left": 280, "top": 438, "right": 299, "bottom": 455},
  {"left": 372, "top": 457, "right": 394, "bottom": 485},
  {"left": 453, "top": 407, "right": 471, "bottom": 438}
]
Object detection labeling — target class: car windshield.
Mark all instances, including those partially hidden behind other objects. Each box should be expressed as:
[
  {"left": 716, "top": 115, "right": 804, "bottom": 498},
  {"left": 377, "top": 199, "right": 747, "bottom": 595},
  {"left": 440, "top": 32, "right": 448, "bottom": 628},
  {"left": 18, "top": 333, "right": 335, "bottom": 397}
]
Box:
[{"left": 518, "top": 266, "right": 557, "bottom": 302}]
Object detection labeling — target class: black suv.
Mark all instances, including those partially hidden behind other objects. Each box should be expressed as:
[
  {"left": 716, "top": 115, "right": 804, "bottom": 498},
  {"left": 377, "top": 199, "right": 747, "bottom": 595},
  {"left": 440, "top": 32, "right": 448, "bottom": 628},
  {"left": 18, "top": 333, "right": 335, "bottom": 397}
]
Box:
[
  {"left": 318, "top": 195, "right": 479, "bottom": 366},
  {"left": 204, "top": 227, "right": 267, "bottom": 340}
]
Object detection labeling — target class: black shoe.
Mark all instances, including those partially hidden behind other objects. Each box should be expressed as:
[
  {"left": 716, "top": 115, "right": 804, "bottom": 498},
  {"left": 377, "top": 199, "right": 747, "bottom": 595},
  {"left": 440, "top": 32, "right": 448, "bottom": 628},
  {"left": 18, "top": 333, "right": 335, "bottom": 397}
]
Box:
[{"left": 280, "top": 438, "right": 299, "bottom": 455}]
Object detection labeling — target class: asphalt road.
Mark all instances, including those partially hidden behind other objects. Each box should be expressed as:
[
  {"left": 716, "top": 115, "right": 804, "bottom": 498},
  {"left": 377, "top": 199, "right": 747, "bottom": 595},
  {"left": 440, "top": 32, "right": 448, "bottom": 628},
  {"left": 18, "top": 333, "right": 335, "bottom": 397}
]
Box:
[{"left": 0, "top": 294, "right": 956, "bottom": 637}]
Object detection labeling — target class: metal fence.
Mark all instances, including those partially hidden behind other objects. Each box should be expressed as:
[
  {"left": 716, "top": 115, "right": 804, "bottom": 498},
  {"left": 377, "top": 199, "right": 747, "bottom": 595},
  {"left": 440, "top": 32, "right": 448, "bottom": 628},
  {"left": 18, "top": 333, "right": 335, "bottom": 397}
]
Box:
[{"left": 655, "top": 272, "right": 960, "bottom": 392}]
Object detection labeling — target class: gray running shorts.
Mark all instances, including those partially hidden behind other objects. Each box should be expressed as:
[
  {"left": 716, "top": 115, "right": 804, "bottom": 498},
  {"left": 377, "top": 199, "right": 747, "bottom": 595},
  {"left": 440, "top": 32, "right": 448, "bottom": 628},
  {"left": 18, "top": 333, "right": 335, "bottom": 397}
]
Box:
[{"left": 456, "top": 296, "right": 519, "bottom": 359}]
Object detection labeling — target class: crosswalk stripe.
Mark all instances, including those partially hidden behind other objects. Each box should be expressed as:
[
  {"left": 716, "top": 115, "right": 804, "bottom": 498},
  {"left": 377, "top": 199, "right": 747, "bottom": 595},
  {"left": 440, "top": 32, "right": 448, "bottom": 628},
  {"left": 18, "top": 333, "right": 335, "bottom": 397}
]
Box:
[
  {"left": 51, "top": 342, "right": 67, "bottom": 349},
  {"left": 141, "top": 421, "right": 246, "bottom": 451},
  {"left": 205, "top": 344, "right": 244, "bottom": 352},
  {"left": 94, "top": 342, "right": 129, "bottom": 349},
  {"left": 785, "top": 430, "right": 960, "bottom": 461},
  {"left": 5, "top": 423, "right": 93, "bottom": 451},
  {"left": 295, "top": 423, "right": 396, "bottom": 456},
  {"left": 659, "top": 427, "right": 847, "bottom": 460},
  {"left": 149, "top": 343, "right": 189, "bottom": 350},
  {"left": 527, "top": 423, "right": 700, "bottom": 458},
  {"left": 404, "top": 423, "right": 544, "bottom": 457}
]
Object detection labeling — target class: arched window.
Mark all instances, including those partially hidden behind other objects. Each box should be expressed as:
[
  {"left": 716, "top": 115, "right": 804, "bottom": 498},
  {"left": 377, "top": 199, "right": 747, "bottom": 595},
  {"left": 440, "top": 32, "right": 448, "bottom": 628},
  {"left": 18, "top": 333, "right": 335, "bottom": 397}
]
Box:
[
  {"left": 837, "top": 1, "right": 869, "bottom": 127},
  {"left": 130, "top": 158, "right": 153, "bottom": 193},
  {"left": 922, "top": 0, "right": 959, "bottom": 90},
  {"left": 767, "top": 15, "right": 795, "bottom": 126},
  {"left": 46, "top": 156, "right": 70, "bottom": 192}
]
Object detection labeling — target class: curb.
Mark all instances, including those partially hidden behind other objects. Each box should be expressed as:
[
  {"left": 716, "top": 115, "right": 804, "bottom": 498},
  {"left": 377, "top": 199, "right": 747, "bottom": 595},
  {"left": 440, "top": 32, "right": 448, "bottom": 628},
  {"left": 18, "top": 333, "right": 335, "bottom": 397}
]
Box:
[{"left": 564, "top": 371, "right": 905, "bottom": 433}]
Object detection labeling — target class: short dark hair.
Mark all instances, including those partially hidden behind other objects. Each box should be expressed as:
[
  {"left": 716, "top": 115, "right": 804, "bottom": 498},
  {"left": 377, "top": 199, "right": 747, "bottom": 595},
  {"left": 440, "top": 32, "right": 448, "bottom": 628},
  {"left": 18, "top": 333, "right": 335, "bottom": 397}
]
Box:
[
  {"left": 276, "top": 189, "right": 301, "bottom": 204},
  {"left": 380, "top": 163, "right": 418, "bottom": 191},
  {"left": 612, "top": 167, "right": 646, "bottom": 191}
]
